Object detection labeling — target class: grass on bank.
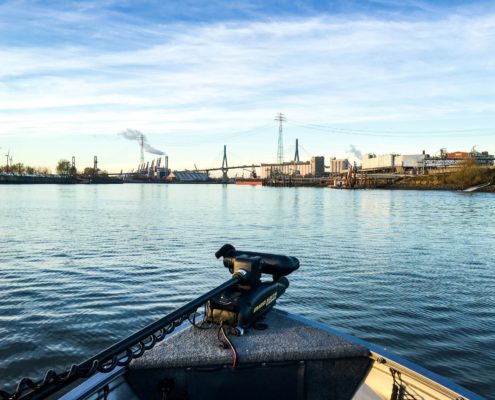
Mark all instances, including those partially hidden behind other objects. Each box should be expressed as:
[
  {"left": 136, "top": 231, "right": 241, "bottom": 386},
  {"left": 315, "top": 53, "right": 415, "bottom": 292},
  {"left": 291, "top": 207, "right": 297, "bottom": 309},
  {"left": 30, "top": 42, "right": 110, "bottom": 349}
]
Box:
[
  {"left": 444, "top": 160, "right": 495, "bottom": 188},
  {"left": 395, "top": 160, "right": 495, "bottom": 190}
]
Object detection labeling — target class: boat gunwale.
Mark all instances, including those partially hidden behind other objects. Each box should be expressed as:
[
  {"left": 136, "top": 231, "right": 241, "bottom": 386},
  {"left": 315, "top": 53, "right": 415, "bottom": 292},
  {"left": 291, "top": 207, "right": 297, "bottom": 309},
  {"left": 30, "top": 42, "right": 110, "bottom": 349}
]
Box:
[{"left": 282, "top": 310, "right": 484, "bottom": 400}]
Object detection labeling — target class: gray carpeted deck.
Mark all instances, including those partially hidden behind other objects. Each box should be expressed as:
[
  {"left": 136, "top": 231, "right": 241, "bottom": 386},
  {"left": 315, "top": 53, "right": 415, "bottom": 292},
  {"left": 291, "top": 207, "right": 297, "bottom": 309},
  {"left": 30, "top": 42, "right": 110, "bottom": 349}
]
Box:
[{"left": 130, "top": 309, "right": 369, "bottom": 369}]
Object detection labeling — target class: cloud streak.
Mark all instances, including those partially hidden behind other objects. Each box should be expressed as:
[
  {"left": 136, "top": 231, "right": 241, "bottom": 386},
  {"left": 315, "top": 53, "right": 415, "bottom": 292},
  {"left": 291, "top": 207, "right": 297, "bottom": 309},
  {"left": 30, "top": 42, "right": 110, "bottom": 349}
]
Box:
[{"left": 0, "top": 1, "right": 494, "bottom": 168}]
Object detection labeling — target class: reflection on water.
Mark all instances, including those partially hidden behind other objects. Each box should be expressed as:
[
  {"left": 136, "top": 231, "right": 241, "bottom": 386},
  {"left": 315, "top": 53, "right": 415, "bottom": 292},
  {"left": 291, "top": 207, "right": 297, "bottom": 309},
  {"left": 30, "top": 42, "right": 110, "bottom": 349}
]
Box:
[{"left": 0, "top": 185, "right": 494, "bottom": 398}]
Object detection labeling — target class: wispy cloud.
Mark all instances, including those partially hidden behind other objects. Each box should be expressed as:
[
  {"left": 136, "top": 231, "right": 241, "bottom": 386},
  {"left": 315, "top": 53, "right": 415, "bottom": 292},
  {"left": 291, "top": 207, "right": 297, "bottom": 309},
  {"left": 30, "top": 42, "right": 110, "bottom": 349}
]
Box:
[{"left": 0, "top": 1, "right": 494, "bottom": 168}]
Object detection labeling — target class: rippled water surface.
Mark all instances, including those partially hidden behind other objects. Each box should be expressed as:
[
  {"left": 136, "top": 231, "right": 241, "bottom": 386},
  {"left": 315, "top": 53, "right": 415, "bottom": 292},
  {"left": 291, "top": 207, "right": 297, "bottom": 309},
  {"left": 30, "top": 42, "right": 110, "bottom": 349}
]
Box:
[{"left": 1, "top": 185, "right": 494, "bottom": 397}]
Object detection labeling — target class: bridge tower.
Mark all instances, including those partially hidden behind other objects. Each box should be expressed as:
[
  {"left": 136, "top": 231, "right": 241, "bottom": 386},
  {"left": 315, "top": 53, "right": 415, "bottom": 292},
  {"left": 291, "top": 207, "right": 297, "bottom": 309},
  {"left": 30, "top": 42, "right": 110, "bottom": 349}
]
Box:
[
  {"left": 294, "top": 138, "right": 300, "bottom": 162},
  {"left": 221, "top": 145, "right": 228, "bottom": 183}
]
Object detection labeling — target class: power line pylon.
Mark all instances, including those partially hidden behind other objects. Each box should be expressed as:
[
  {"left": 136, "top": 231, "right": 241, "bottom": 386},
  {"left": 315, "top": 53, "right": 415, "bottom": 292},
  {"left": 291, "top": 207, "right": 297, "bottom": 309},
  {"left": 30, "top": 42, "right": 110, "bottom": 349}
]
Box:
[
  {"left": 275, "top": 112, "right": 286, "bottom": 164},
  {"left": 221, "top": 145, "right": 228, "bottom": 183}
]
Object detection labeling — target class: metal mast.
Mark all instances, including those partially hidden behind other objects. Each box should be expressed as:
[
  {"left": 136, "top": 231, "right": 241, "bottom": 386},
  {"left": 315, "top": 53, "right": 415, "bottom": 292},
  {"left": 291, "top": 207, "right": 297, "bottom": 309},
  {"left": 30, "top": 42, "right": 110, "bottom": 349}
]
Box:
[
  {"left": 5, "top": 150, "right": 10, "bottom": 173},
  {"left": 140, "top": 134, "right": 145, "bottom": 165},
  {"left": 275, "top": 113, "right": 286, "bottom": 164},
  {"left": 93, "top": 156, "right": 98, "bottom": 179},
  {"left": 221, "top": 145, "right": 228, "bottom": 183},
  {"left": 294, "top": 138, "right": 300, "bottom": 162}
]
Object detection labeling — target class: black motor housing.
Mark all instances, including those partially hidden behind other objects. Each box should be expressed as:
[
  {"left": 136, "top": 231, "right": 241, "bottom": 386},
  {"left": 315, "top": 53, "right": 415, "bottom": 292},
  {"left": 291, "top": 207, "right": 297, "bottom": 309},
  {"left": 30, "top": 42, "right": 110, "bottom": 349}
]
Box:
[
  {"left": 206, "top": 245, "right": 298, "bottom": 328},
  {"left": 206, "top": 277, "right": 289, "bottom": 328}
]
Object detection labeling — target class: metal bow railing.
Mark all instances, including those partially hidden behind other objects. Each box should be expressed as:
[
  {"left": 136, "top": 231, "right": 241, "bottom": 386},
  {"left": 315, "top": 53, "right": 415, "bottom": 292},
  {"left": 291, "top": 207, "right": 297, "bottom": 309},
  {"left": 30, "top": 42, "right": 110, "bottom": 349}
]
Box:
[{"left": 0, "top": 277, "right": 240, "bottom": 400}]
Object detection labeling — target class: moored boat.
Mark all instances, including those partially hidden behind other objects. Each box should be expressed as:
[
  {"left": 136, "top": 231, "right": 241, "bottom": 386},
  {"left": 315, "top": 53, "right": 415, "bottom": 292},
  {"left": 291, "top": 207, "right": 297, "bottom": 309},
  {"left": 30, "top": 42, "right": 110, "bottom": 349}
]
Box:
[
  {"left": 234, "top": 167, "right": 262, "bottom": 186},
  {"left": 235, "top": 178, "right": 262, "bottom": 186}
]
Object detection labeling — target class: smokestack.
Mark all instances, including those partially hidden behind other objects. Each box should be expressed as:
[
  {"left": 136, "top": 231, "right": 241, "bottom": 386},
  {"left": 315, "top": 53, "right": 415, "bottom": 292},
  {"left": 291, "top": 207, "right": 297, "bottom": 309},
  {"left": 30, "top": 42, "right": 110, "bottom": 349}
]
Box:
[{"left": 140, "top": 135, "right": 144, "bottom": 165}]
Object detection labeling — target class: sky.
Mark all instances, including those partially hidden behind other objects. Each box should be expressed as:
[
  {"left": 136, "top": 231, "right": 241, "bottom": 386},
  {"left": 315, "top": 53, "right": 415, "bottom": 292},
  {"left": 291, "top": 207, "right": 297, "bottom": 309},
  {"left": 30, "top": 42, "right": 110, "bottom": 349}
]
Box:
[{"left": 1, "top": 0, "right": 495, "bottom": 172}]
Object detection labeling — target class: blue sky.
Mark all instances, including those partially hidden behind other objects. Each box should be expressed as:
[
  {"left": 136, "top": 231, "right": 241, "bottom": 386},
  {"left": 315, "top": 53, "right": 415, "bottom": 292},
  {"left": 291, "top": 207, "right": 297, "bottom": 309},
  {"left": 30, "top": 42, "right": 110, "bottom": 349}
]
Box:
[{"left": 1, "top": 0, "right": 495, "bottom": 172}]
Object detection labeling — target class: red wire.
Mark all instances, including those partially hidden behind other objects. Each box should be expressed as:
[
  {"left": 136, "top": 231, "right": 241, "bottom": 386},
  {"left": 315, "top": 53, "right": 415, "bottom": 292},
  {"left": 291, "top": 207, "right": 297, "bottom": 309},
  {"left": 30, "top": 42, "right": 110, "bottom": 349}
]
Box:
[{"left": 220, "top": 324, "right": 237, "bottom": 368}]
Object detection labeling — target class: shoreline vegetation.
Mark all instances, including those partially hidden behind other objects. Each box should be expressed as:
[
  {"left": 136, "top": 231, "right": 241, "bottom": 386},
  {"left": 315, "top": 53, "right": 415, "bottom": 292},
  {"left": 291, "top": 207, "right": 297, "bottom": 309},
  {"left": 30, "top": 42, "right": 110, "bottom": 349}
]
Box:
[
  {"left": 389, "top": 161, "right": 495, "bottom": 193},
  {"left": 0, "top": 158, "right": 122, "bottom": 184}
]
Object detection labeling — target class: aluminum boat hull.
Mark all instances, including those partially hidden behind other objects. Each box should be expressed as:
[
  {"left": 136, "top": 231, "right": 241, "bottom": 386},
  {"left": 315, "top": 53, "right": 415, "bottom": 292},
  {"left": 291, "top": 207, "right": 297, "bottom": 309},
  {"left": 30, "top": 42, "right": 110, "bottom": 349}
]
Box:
[{"left": 58, "top": 309, "right": 482, "bottom": 400}]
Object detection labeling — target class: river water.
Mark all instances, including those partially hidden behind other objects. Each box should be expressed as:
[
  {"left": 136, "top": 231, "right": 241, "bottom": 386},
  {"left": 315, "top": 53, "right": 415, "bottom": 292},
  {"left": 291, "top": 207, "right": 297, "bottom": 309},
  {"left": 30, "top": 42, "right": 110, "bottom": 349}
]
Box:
[{"left": 0, "top": 184, "right": 494, "bottom": 397}]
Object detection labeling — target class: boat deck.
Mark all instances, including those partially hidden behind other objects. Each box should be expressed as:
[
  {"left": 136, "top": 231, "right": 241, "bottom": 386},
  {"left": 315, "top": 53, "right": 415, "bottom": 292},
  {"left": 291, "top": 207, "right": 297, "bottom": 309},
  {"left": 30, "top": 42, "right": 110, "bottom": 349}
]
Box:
[
  {"left": 131, "top": 309, "right": 369, "bottom": 369},
  {"left": 126, "top": 309, "right": 371, "bottom": 400},
  {"left": 59, "top": 309, "right": 482, "bottom": 400}
]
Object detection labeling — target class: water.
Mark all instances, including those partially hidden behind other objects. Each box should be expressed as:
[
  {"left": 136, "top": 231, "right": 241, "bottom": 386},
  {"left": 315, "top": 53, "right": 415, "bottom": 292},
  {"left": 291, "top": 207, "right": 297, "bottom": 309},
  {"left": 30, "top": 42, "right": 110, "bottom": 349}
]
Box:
[{"left": 1, "top": 184, "right": 494, "bottom": 398}]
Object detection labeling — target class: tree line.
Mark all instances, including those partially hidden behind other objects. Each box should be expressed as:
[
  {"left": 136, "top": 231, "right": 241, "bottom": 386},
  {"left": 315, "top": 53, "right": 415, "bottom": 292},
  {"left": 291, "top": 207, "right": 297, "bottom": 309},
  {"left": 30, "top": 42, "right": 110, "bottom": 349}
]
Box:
[
  {"left": 1, "top": 159, "right": 108, "bottom": 177},
  {"left": 0, "top": 163, "right": 51, "bottom": 175}
]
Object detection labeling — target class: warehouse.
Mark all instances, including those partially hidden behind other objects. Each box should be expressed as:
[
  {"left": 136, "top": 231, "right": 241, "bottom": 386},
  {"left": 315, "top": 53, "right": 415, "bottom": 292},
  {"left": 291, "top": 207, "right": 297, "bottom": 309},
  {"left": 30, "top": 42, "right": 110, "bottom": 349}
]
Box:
[
  {"left": 167, "top": 171, "right": 210, "bottom": 182},
  {"left": 362, "top": 153, "right": 425, "bottom": 172},
  {"left": 260, "top": 162, "right": 312, "bottom": 179}
]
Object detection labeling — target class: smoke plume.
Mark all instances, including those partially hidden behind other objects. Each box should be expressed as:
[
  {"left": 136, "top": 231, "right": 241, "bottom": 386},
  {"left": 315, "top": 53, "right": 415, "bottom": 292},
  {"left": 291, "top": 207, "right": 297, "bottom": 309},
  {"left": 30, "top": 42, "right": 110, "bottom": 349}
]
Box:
[
  {"left": 347, "top": 145, "right": 362, "bottom": 160},
  {"left": 119, "top": 129, "right": 165, "bottom": 155}
]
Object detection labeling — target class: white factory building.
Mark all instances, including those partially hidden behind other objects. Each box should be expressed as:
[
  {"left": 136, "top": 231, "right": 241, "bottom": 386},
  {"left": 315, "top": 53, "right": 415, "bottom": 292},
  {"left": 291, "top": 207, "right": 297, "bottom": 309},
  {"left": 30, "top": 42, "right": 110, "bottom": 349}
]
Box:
[
  {"left": 362, "top": 149, "right": 495, "bottom": 172},
  {"left": 362, "top": 154, "right": 425, "bottom": 171}
]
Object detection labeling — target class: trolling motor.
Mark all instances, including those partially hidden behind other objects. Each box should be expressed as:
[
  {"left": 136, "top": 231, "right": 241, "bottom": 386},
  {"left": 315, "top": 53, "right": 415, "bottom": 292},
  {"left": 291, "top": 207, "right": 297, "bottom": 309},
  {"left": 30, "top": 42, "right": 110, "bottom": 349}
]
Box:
[{"left": 205, "top": 244, "right": 299, "bottom": 331}]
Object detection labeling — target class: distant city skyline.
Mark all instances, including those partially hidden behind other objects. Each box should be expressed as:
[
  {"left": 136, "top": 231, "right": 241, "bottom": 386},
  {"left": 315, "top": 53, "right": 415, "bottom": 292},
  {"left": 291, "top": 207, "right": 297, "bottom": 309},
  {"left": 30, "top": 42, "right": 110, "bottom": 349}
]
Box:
[{"left": 1, "top": 0, "right": 495, "bottom": 172}]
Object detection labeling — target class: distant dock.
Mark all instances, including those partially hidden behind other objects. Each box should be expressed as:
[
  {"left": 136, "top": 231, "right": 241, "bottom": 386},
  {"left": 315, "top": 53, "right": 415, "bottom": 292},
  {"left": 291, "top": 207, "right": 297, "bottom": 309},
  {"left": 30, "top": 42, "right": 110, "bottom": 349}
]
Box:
[{"left": 0, "top": 173, "right": 72, "bottom": 184}]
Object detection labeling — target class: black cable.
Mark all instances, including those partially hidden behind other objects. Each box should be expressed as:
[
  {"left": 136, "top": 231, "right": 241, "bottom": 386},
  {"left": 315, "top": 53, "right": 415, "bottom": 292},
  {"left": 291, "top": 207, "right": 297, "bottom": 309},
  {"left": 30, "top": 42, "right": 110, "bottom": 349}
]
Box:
[{"left": 188, "top": 304, "right": 212, "bottom": 330}]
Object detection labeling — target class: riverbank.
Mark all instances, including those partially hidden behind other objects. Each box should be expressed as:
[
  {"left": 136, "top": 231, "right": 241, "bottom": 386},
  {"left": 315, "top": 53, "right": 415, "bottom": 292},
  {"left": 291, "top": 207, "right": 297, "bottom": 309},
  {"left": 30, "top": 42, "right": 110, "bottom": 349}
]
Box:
[
  {"left": 388, "top": 166, "right": 495, "bottom": 192},
  {"left": 0, "top": 173, "right": 122, "bottom": 184},
  {"left": 0, "top": 174, "right": 72, "bottom": 184},
  {"left": 388, "top": 181, "right": 495, "bottom": 192}
]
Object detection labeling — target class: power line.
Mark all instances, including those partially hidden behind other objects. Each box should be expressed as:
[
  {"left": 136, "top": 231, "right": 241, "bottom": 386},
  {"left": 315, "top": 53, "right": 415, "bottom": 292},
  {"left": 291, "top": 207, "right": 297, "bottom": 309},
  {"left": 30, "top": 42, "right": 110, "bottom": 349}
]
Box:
[
  {"left": 290, "top": 121, "right": 494, "bottom": 138},
  {"left": 290, "top": 119, "right": 494, "bottom": 134}
]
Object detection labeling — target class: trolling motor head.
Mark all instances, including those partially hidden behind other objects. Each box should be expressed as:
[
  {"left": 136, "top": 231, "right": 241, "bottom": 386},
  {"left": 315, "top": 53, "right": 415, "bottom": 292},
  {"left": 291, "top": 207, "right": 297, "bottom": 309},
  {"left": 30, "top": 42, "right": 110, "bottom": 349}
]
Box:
[
  {"left": 206, "top": 244, "right": 299, "bottom": 329},
  {"left": 215, "top": 243, "right": 300, "bottom": 281}
]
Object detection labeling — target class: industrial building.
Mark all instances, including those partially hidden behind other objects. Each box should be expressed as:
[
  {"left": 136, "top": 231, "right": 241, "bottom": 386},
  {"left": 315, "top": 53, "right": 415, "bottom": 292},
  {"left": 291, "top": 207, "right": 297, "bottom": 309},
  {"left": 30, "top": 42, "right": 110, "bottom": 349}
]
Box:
[
  {"left": 362, "top": 154, "right": 394, "bottom": 171},
  {"left": 167, "top": 171, "right": 209, "bottom": 182},
  {"left": 362, "top": 149, "right": 495, "bottom": 173},
  {"left": 260, "top": 162, "right": 311, "bottom": 179},
  {"left": 311, "top": 156, "right": 325, "bottom": 177},
  {"left": 423, "top": 149, "right": 494, "bottom": 170},
  {"left": 136, "top": 156, "right": 170, "bottom": 180},
  {"left": 260, "top": 156, "right": 325, "bottom": 179},
  {"left": 329, "top": 158, "right": 350, "bottom": 174}
]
